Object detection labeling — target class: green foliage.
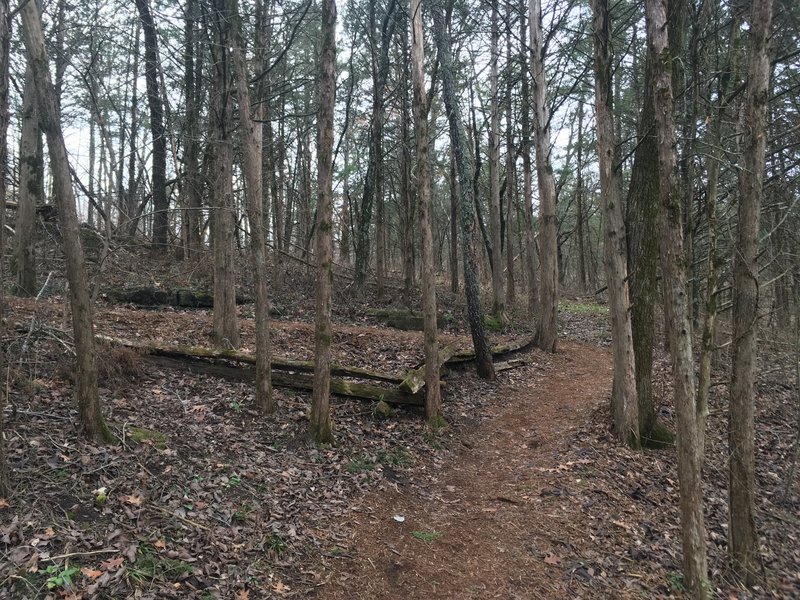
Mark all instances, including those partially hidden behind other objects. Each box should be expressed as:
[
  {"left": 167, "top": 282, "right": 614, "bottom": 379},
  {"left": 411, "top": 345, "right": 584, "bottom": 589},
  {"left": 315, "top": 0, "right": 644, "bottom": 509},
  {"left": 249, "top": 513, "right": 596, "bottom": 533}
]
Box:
[
  {"left": 411, "top": 530, "right": 441, "bottom": 542},
  {"left": 45, "top": 565, "right": 80, "bottom": 590},
  {"left": 127, "top": 426, "right": 167, "bottom": 450},
  {"left": 346, "top": 456, "right": 375, "bottom": 474},
  {"left": 266, "top": 534, "right": 286, "bottom": 555},
  {"left": 483, "top": 314, "right": 504, "bottom": 332},
  {"left": 667, "top": 571, "right": 685, "bottom": 593},
  {"left": 376, "top": 448, "right": 412, "bottom": 467},
  {"left": 559, "top": 300, "right": 609, "bottom": 315}
]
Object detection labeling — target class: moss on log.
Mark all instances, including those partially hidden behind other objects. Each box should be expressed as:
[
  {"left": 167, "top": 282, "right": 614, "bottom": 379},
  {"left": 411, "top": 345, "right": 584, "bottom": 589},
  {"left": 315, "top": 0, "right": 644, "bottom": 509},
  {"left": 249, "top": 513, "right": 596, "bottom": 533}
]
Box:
[{"left": 104, "top": 287, "right": 251, "bottom": 309}]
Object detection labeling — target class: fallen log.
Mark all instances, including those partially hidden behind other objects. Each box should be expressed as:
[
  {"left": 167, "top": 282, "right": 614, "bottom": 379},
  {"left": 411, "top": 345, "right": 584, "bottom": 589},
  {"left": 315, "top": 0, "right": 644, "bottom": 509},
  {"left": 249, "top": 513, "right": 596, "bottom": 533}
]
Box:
[
  {"left": 145, "top": 355, "right": 423, "bottom": 406},
  {"left": 96, "top": 334, "right": 405, "bottom": 385},
  {"left": 446, "top": 334, "right": 536, "bottom": 365},
  {"left": 399, "top": 345, "right": 459, "bottom": 394},
  {"left": 103, "top": 287, "right": 252, "bottom": 309}
]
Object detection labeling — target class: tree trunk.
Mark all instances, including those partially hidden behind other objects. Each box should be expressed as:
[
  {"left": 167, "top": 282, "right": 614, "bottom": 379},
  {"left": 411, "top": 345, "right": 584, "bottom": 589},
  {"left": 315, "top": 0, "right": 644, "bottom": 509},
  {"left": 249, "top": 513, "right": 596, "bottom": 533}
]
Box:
[
  {"left": 15, "top": 63, "right": 40, "bottom": 296},
  {"left": 20, "top": 0, "right": 112, "bottom": 442},
  {"left": 729, "top": 0, "right": 773, "bottom": 583},
  {"left": 311, "top": 0, "right": 337, "bottom": 444},
  {"left": 504, "top": 0, "right": 516, "bottom": 308},
  {"left": 0, "top": 0, "right": 10, "bottom": 495},
  {"left": 210, "top": 0, "right": 240, "bottom": 349},
  {"left": 591, "top": 0, "right": 639, "bottom": 448},
  {"left": 644, "top": 0, "right": 708, "bottom": 594},
  {"left": 431, "top": 0, "right": 495, "bottom": 380},
  {"left": 183, "top": 0, "right": 202, "bottom": 257},
  {"left": 449, "top": 149, "right": 459, "bottom": 293},
  {"left": 528, "top": 0, "right": 557, "bottom": 352},
  {"left": 575, "top": 99, "right": 587, "bottom": 294},
  {"left": 228, "top": 0, "right": 273, "bottom": 413},
  {"left": 134, "top": 0, "right": 168, "bottom": 250},
  {"left": 488, "top": 0, "right": 505, "bottom": 319},
  {"left": 518, "top": 0, "right": 537, "bottom": 318},
  {"left": 411, "top": 0, "right": 442, "bottom": 423}
]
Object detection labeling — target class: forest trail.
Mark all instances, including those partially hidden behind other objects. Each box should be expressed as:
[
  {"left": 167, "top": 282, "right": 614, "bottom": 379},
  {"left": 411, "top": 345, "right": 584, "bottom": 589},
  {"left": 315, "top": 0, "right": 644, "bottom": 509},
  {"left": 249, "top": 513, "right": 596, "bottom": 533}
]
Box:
[{"left": 320, "top": 340, "right": 614, "bottom": 600}]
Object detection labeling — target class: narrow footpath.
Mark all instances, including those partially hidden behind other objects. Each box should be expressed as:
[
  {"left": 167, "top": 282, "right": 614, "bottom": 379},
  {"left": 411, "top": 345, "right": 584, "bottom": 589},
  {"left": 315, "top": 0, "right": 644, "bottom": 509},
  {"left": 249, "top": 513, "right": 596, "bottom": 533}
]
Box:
[{"left": 318, "top": 340, "right": 614, "bottom": 600}]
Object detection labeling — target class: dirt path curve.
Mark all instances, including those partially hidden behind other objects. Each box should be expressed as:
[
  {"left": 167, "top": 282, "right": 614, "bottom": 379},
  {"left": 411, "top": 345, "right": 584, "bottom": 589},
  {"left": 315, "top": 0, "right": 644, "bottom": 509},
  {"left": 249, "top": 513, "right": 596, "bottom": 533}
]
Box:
[{"left": 318, "top": 340, "right": 613, "bottom": 600}]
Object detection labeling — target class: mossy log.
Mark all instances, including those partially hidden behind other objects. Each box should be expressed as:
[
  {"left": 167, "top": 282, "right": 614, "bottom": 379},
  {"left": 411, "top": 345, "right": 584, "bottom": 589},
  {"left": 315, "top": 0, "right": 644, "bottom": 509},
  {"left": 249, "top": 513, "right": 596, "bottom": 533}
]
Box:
[
  {"left": 96, "top": 334, "right": 404, "bottom": 384},
  {"left": 399, "top": 345, "right": 459, "bottom": 394},
  {"left": 143, "top": 355, "right": 423, "bottom": 406}
]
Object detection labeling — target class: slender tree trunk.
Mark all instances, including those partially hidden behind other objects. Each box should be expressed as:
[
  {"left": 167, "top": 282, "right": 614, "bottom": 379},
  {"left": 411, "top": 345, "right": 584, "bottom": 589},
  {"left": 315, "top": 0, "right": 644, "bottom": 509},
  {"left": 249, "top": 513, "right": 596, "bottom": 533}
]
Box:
[
  {"left": 519, "top": 0, "right": 537, "bottom": 318},
  {"left": 431, "top": 0, "right": 495, "bottom": 380},
  {"left": 411, "top": 0, "right": 442, "bottom": 423},
  {"left": 729, "top": 0, "right": 773, "bottom": 583},
  {"left": 15, "top": 63, "right": 40, "bottom": 296},
  {"left": 311, "top": 0, "right": 337, "bottom": 444},
  {"left": 184, "top": 0, "right": 202, "bottom": 256},
  {"left": 400, "top": 31, "right": 415, "bottom": 308},
  {"left": 575, "top": 99, "right": 587, "bottom": 293},
  {"left": 126, "top": 23, "right": 140, "bottom": 236},
  {"left": 488, "top": 0, "right": 505, "bottom": 319},
  {"left": 0, "top": 0, "right": 10, "bottom": 496},
  {"left": 645, "top": 0, "right": 708, "bottom": 594},
  {"left": 134, "top": 0, "right": 168, "bottom": 250},
  {"left": 449, "top": 149, "right": 459, "bottom": 293},
  {"left": 591, "top": 0, "right": 639, "bottom": 448},
  {"left": 21, "top": 0, "right": 112, "bottom": 442},
  {"left": 504, "top": 0, "right": 516, "bottom": 308},
  {"left": 529, "top": 0, "right": 557, "bottom": 352},
  {"left": 210, "top": 0, "right": 240, "bottom": 349},
  {"left": 228, "top": 0, "right": 273, "bottom": 413}
]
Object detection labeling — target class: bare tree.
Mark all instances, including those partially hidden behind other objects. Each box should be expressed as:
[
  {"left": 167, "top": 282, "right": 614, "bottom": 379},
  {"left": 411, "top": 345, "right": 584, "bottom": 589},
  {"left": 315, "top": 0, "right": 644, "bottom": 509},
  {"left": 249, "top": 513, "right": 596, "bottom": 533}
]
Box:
[
  {"left": 0, "top": 0, "right": 10, "bottom": 495},
  {"left": 410, "top": 0, "right": 442, "bottom": 423},
  {"left": 228, "top": 0, "right": 273, "bottom": 413},
  {"left": 729, "top": 0, "right": 774, "bottom": 583},
  {"left": 310, "top": 0, "right": 337, "bottom": 444},
  {"left": 528, "top": 0, "right": 557, "bottom": 352},
  {"left": 20, "top": 0, "right": 113, "bottom": 442},
  {"left": 488, "top": 0, "right": 504, "bottom": 319},
  {"left": 431, "top": 0, "right": 495, "bottom": 380},
  {"left": 590, "top": 0, "right": 639, "bottom": 447},
  {"left": 644, "top": 0, "right": 708, "bottom": 594},
  {"left": 15, "top": 62, "right": 40, "bottom": 296}
]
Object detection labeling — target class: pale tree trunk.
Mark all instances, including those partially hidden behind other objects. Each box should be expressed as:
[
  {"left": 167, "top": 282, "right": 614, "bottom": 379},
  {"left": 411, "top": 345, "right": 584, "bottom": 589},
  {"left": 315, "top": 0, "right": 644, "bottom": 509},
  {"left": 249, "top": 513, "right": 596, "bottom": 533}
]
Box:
[
  {"left": 729, "top": 0, "right": 773, "bottom": 584},
  {"left": 644, "top": 0, "right": 708, "bottom": 595},
  {"left": 134, "top": 0, "right": 168, "bottom": 250},
  {"left": 488, "top": 0, "right": 505, "bottom": 319},
  {"left": 591, "top": 0, "right": 639, "bottom": 448},
  {"left": 15, "top": 64, "right": 40, "bottom": 296},
  {"left": 410, "top": 0, "right": 442, "bottom": 423},
  {"left": 20, "top": 0, "right": 113, "bottom": 442},
  {"left": 210, "top": 0, "right": 240, "bottom": 349},
  {"left": 228, "top": 0, "right": 273, "bottom": 413},
  {"left": 0, "top": 0, "right": 10, "bottom": 496},
  {"left": 449, "top": 150, "right": 459, "bottom": 294},
  {"left": 528, "top": 0, "right": 557, "bottom": 352},
  {"left": 518, "top": 0, "right": 537, "bottom": 318},
  {"left": 432, "top": 0, "right": 495, "bottom": 380},
  {"left": 311, "top": 0, "right": 336, "bottom": 444}
]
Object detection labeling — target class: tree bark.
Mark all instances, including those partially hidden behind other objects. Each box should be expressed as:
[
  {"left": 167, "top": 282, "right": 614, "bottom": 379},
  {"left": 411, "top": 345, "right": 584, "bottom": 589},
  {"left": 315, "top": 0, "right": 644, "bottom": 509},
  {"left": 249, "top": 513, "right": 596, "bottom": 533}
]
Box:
[
  {"left": 310, "top": 0, "right": 337, "bottom": 444},
  {"left": 528, "top": 0, "right": 557, "bottom": 352},
  {"left": 0, "top": 0, "right": 10, "bottom": 495},
  {"left": 410, "top": 0, "right": 442, "bottom": 423},
  {"left": 431, "top": 0, "right": 495, "bottom": 380},
  {"left": 210, "top": 0, "right": 240, "bottom": 349},
  {"left": 20, "top": 0, "right": 112, "bottom": 442},
  {"left": 729, "top": 0, "right": 773, "bottom": 583},
  {"left": 644, "top": 0, "right": 708, "bottom": 594},
  {"left": 134, "top": 0, "right": 168, "bottom": 250},
  {"left": 15, "top": 63, "right": 40, "bottom": 296},
  {"left": 591, "top": 0, "right": 639, "bottom": 448},
  {"left": 488, "top": 0, "right": 505, "bottom": 319},
  {"left": 228, "top": 0, "right": 273, "bottom": 414},
  {"left": 183, "top": 0, "right": 202, "bottom": 257}
]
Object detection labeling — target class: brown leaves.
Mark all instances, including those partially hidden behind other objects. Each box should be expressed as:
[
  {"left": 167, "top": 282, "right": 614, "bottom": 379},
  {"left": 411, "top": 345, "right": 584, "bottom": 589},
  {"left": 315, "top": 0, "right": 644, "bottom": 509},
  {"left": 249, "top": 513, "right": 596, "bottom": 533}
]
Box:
[
  {"left": 99, "top": 556, "right": 125, "bottom": 571},
  {"left": 543, "top": 554, "right": 562, "bottom": 565}
]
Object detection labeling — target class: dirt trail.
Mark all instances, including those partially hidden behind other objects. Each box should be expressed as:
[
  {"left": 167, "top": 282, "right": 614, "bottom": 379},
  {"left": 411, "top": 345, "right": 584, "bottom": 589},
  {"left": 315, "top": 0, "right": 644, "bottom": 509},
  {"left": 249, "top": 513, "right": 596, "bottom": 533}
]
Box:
[{"left": 318, "top": 340, "right": 614, "bottom": 600}]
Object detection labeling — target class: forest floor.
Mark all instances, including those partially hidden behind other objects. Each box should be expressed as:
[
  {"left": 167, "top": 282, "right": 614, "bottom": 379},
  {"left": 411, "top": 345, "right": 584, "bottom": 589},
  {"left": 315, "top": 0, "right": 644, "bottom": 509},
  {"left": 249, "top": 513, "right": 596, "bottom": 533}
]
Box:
[{"left": 0, "top": 252, "right": 798, "bottom": 599}]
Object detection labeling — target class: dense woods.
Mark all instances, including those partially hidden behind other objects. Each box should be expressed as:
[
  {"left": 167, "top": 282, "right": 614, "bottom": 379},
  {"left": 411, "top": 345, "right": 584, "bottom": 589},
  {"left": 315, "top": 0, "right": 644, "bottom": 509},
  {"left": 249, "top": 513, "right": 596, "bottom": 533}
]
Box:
[{"left": 0, "top": 0, "right": 798, "bottom": 597}]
